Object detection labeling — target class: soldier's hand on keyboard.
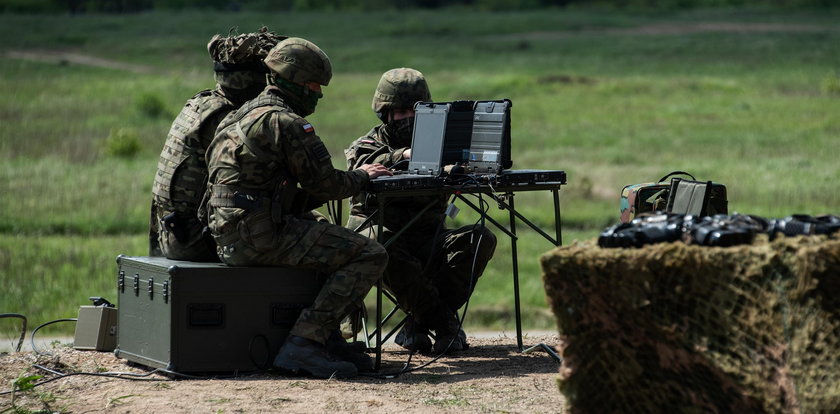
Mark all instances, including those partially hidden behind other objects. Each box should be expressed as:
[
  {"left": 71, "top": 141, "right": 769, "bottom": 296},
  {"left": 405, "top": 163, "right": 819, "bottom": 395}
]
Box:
[
  {"left": 402, "top": 148, "right": 411, "bottom": 160},
  {"left": 360, "top": 163, "right": 393, "bottom": 178}
]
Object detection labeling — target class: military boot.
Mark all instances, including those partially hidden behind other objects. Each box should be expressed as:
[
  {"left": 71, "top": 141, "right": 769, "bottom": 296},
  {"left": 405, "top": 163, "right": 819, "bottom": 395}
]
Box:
[
  {"left": 394, "top": 316, "right": 432, "bottom": 354},
  {"left": 273, "top": 335, "right": 357, "bottom": 379},
  {"left": 326, "top": 330, "right": 373, "bottom": 372},
  {"left": 432, "top": 313, "right": 468, "bottom": 354}
]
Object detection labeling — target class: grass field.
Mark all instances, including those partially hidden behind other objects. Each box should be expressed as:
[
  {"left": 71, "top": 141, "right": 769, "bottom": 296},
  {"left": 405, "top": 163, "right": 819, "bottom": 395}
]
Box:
[{"left": 1, "top": 7, "right": 839, "bottom": 337}]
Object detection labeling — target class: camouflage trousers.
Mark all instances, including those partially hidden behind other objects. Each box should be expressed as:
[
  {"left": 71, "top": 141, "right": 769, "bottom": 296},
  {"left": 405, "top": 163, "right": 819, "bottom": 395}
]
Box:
[
  {"left": 348, "top": 217, "right": 497, "bottom": 328},
  {"left": 217, "top": 213, "right": 387, "bottom": 345},
  {"left": 151, "top": 203, "right": 219, "bottom": 262}
]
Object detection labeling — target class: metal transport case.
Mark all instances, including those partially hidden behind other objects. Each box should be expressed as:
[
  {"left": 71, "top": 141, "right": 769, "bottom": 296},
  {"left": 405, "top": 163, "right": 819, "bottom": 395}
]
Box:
[{"left": 115, "top": 255, "right": 324, "bottom": 373}]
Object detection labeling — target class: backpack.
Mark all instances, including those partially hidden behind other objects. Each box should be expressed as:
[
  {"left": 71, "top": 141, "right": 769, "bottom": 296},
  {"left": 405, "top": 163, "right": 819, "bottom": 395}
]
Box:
[{"left": 619, "top": 171, "right": 728, "bottom": 223}]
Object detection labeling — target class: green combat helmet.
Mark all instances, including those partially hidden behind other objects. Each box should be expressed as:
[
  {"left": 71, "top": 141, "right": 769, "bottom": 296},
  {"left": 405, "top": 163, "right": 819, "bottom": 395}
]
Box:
[
  {"left": 372, "top": 67, "right": 431, "bottom": 113},
  {"left": 263, "top": 37, "right": 332, "bottom": 86},
  {"left": 208, "top": 27, "right": 287, "bottom": 91}
]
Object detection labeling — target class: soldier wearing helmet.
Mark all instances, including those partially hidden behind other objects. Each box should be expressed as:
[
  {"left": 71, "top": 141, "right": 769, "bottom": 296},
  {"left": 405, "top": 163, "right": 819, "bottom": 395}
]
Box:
[
  {"left": 344, "top": 68, "right": 497, "bottom": 355},
  {"left": 205, "top": 37, "right": 392, "bottom": 379},
  {"left": 150, "top": 27, "right": 286, "bottom": 261}
]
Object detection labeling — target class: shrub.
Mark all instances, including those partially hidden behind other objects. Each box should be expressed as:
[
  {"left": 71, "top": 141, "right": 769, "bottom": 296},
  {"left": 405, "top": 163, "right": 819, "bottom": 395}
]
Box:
[
  {"left": 135, "top": 92, "right": 169, "bottom": 119},
  {"left": 104, "top": 128, "right": 141, "bottom": 159},
  {"left": 822, "top": 73, "right": 840, "bottom": 96}
]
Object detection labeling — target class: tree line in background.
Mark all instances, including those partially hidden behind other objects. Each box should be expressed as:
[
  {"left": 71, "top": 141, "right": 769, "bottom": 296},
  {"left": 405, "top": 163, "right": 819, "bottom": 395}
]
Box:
[{"left": 0, "top": 0, "right": 836, "bottom": 13}]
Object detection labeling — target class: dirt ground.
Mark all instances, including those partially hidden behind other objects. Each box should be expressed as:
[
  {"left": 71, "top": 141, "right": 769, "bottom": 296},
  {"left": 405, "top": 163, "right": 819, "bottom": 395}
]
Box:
[{"left": 0, "top": 334, "right": 566, "bottom": 414}]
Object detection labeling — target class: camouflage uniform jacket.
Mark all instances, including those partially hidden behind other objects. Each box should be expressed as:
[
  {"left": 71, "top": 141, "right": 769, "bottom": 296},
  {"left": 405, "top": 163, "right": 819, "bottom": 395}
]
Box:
[
  {"left": 345, "top": 124, "right": 447, "bottom": 234},
  {"left": 207, "top": 86, "right": 370, "bottom": 246}
]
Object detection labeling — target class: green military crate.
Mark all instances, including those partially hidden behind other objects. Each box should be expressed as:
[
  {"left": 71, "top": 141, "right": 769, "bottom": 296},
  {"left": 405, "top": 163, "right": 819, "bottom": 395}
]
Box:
[{"left": 114, "top": 255, "right": 324, "bottom": 373}]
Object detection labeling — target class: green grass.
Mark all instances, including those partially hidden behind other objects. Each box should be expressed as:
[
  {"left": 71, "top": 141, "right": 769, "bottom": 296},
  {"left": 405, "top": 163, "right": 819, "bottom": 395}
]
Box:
[
  {"left": 0, "top": 234, "right": 146, "bottom": 339},
  {"left": 1, "top": 7, "right": 839, "bottom": 333}
]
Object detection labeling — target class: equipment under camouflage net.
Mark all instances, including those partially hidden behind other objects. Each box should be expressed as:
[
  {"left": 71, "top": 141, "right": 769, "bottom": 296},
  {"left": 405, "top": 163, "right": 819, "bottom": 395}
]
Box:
[
  {"left": 541, "top": 235, "right": 840, "bottom": 413},
  {"left": 207, "top": 27, "right": 287, "bottom": 90},
  {"left": 208, "top": 26, "right": 285, "bottom": 65}
]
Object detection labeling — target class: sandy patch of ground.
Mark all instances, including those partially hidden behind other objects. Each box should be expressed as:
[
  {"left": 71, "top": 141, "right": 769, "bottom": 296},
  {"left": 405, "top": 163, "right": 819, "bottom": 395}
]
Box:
[{"left": 1, "top": 334, "right": 566, "bottom": 413}]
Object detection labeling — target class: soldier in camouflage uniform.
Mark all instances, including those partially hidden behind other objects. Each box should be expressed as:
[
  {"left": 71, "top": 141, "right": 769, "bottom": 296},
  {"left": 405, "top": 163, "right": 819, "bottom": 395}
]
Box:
[
  {"left": 150, "top": 27, "right": 286, "bottom": 261},
  {"left": 344, "top": 68, "right": 497, "bottom": 354},
  {"left": 205, "top": 38, "right": 392, "bottom": 379}
]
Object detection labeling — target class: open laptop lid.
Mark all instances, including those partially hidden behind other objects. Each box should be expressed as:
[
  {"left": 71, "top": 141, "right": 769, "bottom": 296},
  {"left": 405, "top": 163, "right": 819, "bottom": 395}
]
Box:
[
  {"left": 406, "top": 102, "right": 449, "bottom": 175},
  {"left": 469, "top": 99, "right": 512, "bottom": 174},
  {"left": 407, "top": 99, "right": 512, "bottom": 176}
]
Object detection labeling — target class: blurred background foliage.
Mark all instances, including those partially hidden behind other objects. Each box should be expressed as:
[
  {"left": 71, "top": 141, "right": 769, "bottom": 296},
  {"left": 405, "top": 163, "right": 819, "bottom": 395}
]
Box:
[
  {"left": 0, "top": 0, "right": 837, "bottom": 13},
  {"left": 0, "top": 2, "right": 838, "bottom": 336}
]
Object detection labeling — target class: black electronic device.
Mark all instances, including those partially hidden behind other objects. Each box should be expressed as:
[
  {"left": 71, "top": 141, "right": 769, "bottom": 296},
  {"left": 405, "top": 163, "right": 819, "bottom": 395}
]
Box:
[
  {"left": 369, "top": 98, "right": 513, "bottom": 191},
  {"left": 495, "top": 169, "right": 567, "bottom": 186},
  {"left": 367, "top": 174, "right": 442, "bottom": 192}
]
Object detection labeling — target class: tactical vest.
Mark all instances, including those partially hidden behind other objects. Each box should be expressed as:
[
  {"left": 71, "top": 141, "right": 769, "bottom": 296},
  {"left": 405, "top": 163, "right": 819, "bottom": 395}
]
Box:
[
  {"left": 207, "top": 92, "right": 308, "bottom": 222},
  {"left": 152, "top": 90, "right": 236, "bottom": 213}
]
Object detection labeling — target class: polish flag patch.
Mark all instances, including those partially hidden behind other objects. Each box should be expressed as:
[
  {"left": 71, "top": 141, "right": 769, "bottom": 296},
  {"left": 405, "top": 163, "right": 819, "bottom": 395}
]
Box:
[{"left": 302, "top": 123, "right": 314, "bottom": 133}]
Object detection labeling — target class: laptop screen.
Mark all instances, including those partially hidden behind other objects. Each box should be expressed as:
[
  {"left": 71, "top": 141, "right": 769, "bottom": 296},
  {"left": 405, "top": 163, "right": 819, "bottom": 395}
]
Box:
[
  {"left": 407, "top": 99, "right": 512, "bottom": 176},
  {"left": 406, "top": 103, "right": 448, "bottom": 175}
]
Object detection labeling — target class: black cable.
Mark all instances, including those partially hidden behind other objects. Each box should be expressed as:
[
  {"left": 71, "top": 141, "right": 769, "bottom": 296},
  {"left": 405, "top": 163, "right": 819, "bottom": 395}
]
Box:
[
  {"left": 391, "top": 159, "right": 409, "bottom": 170},
  {"left": 0, "top": 365, "right": 171, "bottom": 396},
  {"left": 362, "top": 190, "right": 490, "bottom": 379},
  {"left": 30, "top": 318, "right": 77, "bottom": 356}
]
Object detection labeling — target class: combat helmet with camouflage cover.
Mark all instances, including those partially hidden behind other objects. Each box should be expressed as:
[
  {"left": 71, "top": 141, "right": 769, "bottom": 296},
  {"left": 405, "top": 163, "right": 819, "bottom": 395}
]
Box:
[
  {"left": 207, "top": 27, "right": 287, "bottom": 91},
  {"left": 263, "top": 37, "right": 332, "bottom": 86},
  {"left": 372, "top": 67, "right": 431, "bottom": 113}
]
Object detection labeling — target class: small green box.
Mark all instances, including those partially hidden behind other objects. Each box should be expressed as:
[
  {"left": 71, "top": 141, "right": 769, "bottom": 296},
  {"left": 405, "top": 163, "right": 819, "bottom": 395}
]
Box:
[{"left": 73, "top": 306, "right": 118, "bottom": 351}]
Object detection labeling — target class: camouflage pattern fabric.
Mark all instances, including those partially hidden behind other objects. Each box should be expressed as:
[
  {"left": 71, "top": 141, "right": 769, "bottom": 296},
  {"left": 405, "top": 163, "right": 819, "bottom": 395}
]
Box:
[
  {"left": 542, "top": 235, "right": 840, "bottom": 413},
  {"left": 263, "top": 38, "right": 332, "bottom": 86},
  {"left": 347, "top": 218, "right": 496, "bottom": 327},
  {"left": 345, "top": 123, "right": 445, "bottom": 233},
  {"left": 150, "top": 88, "right": 236, "bottom": 262},
  {"left": 619, "top": 179, "right": 727, "bottom": 223},
  {"left": 149, "top": 29, "right": 284, "bottom": 261},
  {"left": 207, "top": 26, "right": 284, "bottom": 65},
  {"left": 208, "top": 26, "right": 287, "bottom": 91},
  {"left": 619, "top": 182, "right": 668, "bottom": 223},
  {"left": 345, "top": 124, "right": 497, "bottom": 327},
  {"left": 371, "top": 67, "right": 431, "bottom": 113},
  {"left": 206, "top": 86, "right": 385, "bottom": 345}
]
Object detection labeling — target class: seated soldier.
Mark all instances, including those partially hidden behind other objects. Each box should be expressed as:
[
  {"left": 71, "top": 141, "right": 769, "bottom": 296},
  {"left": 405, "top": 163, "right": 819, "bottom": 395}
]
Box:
[
  {"left": 205, "top": 38, "right": 392, "bottom": 378},
  {"left": 150, "top": 28, "right": 286, "bottom": 261},
  {"left": 344, "top": 68, "right": 497, "bottom": 354}
]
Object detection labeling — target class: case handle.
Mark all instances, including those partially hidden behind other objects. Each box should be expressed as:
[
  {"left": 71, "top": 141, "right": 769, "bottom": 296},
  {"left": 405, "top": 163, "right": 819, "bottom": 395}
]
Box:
[{"left": 658, "top": 171, "right": 696, "bottom": 182}]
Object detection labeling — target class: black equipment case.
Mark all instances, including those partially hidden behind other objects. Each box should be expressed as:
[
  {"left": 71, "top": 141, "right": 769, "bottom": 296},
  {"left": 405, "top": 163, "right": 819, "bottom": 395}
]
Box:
[{"left": 115, "top": 255, "right": 324, "bottom": 373}]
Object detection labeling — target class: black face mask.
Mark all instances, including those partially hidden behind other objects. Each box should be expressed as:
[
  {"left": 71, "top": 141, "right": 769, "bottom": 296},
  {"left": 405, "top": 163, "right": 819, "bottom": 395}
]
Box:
[{"left": 383, "top": 116, "right": 414, "bottom": 147}]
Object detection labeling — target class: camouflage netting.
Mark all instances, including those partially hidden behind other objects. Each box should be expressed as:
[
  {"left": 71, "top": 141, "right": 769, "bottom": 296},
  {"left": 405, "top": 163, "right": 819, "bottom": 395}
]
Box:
[
  {"left": 207, "top": 26, "right": 286, "bottom": 65},
  {"left": 207, "top": 27, "right": 287, "bottom": 91},
  {"left": 541, "top": 235, "right": 840, "bottom": 413}
]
